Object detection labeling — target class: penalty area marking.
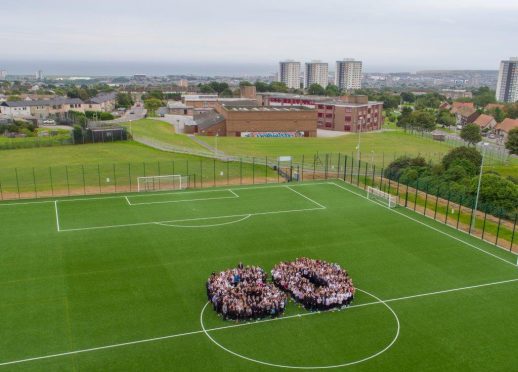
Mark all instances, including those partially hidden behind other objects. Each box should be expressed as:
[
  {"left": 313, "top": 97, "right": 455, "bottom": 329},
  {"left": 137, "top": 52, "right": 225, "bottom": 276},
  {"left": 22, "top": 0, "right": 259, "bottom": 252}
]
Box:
[
  {"left": 125, "top": 189, "right": 239, "bottom": 206},
  {"left": 199, "top": 287, "right": 400, "bottom": 369},
  {"left": 1, "top": 277, "right": 517, "bottom": 368}
]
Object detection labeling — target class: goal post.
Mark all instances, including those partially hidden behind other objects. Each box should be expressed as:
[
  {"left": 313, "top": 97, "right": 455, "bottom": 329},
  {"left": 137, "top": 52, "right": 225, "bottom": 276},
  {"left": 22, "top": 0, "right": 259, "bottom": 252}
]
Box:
[
  {"left": 137, "top": 175, "right": 189, "bottom": 192},
  {"left": 366, "top": 186, "right": 399, "bottom": 208}
]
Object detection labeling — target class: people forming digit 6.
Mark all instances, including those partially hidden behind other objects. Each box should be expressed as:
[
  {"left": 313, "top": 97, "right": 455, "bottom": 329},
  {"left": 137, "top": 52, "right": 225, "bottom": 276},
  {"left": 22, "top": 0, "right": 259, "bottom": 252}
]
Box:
[{"left": 207, "top": 265, "right": 288, "bottom": 321}]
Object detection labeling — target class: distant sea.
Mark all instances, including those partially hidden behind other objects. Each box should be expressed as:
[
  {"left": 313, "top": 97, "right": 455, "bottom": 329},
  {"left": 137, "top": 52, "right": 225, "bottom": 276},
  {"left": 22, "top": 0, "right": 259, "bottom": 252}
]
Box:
[{"left": 0, "top": 61, "right": 280, "bottom": 77}]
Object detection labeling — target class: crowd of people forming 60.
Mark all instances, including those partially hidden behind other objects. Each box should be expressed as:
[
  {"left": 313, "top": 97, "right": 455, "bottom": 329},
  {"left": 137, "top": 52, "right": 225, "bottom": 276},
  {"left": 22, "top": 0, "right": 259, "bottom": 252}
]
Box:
[{"left": 206, "top": 258, "right": 355, "bottom": 321}]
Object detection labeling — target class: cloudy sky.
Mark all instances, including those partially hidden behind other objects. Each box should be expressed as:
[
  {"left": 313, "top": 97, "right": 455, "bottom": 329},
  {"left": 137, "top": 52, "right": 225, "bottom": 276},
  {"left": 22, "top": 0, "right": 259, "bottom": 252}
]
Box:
[{"left": 1, "top": 0, "right": 517, "bottom": 73}]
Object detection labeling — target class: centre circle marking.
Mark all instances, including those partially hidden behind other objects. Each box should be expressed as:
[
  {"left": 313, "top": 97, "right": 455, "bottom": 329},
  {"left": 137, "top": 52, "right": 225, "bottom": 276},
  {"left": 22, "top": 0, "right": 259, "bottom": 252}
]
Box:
[{"left": 200, "top": 287, "right": 400, "bottom": 369}]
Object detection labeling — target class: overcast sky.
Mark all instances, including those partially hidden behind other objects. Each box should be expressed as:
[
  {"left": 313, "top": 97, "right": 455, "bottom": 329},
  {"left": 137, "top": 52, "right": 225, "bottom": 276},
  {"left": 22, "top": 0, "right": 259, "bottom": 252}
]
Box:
[{"left": 1, "top": 0, "right": 517, "bottom": 73}]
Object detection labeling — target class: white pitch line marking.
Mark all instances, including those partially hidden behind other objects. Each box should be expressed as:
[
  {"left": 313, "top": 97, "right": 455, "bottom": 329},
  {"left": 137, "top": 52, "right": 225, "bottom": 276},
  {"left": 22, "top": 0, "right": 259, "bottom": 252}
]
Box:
[
  {"left": 285, "top": 185, "right": 326, "bottom": 209},
  {"left": 58, "top": 207, "right": 325, "bottom": 232},
  {"left": 1, "top": 277, "right": 517, "bottom": 368},
  {"left": 128, "top": 195, "right": 238, "bottom": 206},
  {"left": 124, "top": 196, "right": 131, "bottom": 206},
  {"left": 54, "top": 201, "right": 60, "bottom": 232},
  {"left": 330, "top": 180, "right": 518, "bottom": 267}
]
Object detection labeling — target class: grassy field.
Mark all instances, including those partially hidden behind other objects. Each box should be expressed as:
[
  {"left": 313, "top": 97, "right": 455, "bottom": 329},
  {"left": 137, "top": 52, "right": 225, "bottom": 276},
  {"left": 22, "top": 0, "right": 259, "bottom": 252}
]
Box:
[
  {"left": 200, "top": 131, "right": 455, "bottom": 165},
  {"left": 0, "top": 181, "right": 517, "bottom": 371},
  {"left": 122, "top": 119, "right": 205, "bottom": 151}
]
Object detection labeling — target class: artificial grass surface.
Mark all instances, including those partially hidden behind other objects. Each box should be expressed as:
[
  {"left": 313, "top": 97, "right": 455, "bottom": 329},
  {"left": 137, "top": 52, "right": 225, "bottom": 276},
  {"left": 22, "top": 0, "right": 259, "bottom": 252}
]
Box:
[{"left": 0, "top": 181, "right": 517, "bottom": 371}]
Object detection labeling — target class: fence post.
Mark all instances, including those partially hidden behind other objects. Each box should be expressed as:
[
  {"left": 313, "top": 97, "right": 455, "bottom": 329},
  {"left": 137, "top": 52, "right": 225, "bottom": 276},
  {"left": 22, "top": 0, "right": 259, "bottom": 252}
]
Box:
[
  {"left": 424, "top": 183, "right": 429, "bottom": 216},
  {"left": 240, "top": 158, "right": 243, "bottom": 185},
  {"left": 481, "top": 206, "right": 488, "bottom": 241},
  {"left": 277, "top": 159, "right": 280, "bottom": 183},
  {"left": 313, "top": 155, "right": 316, "bottom": 180},
  {"left": 371, "top": 165, "right": 376, "bottom": 187},
  {"left": 0, "top": 180, "right": 3, "bottom": 200},
  {"left": 413, "top": 179, "right": 419, "bottom": 211},
  {"left": 32, "top": 167, "right": 37, "bottom": 198},
  {"left": 49, "top": 167, "right": 54, "bottom": 196},
  {"left": 97, "top": 164, "right": 101, "bottom": 193},
  {"left": 213, "top": 159, "right": 216, "bottom": 187},
  {"left": 301, "top": 155, "right": 305, "bottom": 181},
  {"left": 337, "top": 153, "right": 341, "bottom": 179},
  {"left": 396, "top": 175, "right": 401, "bottom": 198},
  {"left": 265, "top": 156, "right": 268, "bottom": 184},
  {"left": 404, "top": 183, "right": 409, "bottom": 207},
  {"left": 113, "top": 164, "right": 117, "bottom": 192},
  {"left": 252, "top": 157, "right": 255, "bottom": 184},
  {"left": 200, "top": 159, "right": 203, "bottom": 188},
  {"left": 445, "top": 189, "right": 451, "bottom": 224},
  {"left": 65, "top": 166, "right": 70, "bottom": 196},
  {"left": 457, "top": 195, "right": 463, "bottom": 230},
  {"left": 324, "top": 154, "right": 329, "bottom": 180},
  {"left": 495, "top": 209, "right": 503, "bottom": 247},
  {"left": 343, "top": 155, "right": 348, "bottom": 181},
  {"left": 356, "top": 159, "right": 361, "bottom": 186},
  {"left": 227, "top": 161, "right": 229, "bottom": 185},
  {"left": 350, "top": 155, "right": 354, "bottom": 183},
  {"left": 510, "top": 214, "right": 517, "bottom": 252},
  {"left": 82, "top": 165, "right": 86, "bottom": 195},
  {"left": 380, "top": 168, "right": 384, "bottom": 191},
  {"left": 186, "top": 159, "right": 189, "bottom": 177},
  {"left": 468, "top": 197, "right": 475, "bottom": 235},
  {"left": 363, "top": 162, "right": 368, "bottom": 189},
  {"left": 433, "top": 186, "right": 440, "bottom": 220},
  {"left": 128, "top": 163, "right": 132, "bottom": 192},
  {"left": 15, "top": 168, "right": 20, "bottom": 199}
]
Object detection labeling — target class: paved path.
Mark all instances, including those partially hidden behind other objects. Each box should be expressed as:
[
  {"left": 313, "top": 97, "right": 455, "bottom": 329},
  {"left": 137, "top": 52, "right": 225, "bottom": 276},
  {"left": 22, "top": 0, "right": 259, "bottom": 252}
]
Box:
[{"left": 187, "top": 135, "right": 226, "bottom": 156}]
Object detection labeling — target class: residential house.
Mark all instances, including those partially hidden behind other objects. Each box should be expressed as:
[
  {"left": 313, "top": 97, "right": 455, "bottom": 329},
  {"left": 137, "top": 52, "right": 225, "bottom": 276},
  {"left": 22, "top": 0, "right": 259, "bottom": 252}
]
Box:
[
  {"left": 85, "top": 92, "right": 117, "bottom": 112},
  {"left": 472, "top": 114, "right": 496, "bottom": 131},
  {"left": 495, "top": 118, "right": 518, "bottom": 139},
  {"left": 451, "top": 105, "right": 479, "bottom": 126},
  {"left": 0, "top": 98, "right": 84, "bottom": 119}
]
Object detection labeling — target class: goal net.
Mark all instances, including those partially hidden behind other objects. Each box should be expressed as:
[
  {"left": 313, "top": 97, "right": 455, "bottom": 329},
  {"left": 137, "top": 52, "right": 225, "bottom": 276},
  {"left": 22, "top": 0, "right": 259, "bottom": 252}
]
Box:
[
  {"left": 137, "top": 175, "right": 189, "bottom": 192},
  {"left": 366, "top": 186, "right": 399, "bottom": 208}
]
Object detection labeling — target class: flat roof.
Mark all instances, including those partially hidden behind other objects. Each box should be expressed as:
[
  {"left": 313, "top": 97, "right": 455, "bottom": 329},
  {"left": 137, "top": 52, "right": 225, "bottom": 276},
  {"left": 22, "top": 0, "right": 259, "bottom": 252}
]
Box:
[{"left": 221, "top": 105, "right": 313, "bottom": 112}]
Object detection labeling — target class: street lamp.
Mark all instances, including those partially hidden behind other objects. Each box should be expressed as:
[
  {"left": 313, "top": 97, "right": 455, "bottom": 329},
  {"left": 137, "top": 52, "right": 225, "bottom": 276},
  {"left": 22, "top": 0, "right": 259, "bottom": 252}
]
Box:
[{"left": 471, "top": 142, "right": 488, "bottom": 231}]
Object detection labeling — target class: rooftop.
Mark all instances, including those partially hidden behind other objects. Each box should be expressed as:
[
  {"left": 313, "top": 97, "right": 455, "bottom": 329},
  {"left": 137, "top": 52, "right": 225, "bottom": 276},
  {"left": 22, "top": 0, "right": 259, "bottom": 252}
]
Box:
[
  {"left": 1, "top": 98, "right": 83, "bottom": 107},
  {"left": 220, "top": 105, "right": 312, "bottom": 112}
]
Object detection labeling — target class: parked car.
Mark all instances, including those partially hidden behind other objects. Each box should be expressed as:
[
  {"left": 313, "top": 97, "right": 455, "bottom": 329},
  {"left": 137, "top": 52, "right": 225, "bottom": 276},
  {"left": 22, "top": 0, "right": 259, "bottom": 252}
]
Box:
[{"left": 42, "top": 119, "right": 55, "bottom": 125}]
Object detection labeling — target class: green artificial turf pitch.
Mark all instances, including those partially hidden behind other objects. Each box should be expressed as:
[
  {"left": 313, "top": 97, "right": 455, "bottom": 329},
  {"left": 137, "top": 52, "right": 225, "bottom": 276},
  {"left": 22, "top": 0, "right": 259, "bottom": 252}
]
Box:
[{"left": 0, "top": 181, "right": 517, "bottom": 371}]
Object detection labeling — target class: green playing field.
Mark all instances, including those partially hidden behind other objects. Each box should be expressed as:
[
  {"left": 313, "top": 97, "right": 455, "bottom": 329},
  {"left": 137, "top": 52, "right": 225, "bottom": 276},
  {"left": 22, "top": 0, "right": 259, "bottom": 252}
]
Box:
[{"left": 1, "top": 180, "right": 517, "bottom": 371}]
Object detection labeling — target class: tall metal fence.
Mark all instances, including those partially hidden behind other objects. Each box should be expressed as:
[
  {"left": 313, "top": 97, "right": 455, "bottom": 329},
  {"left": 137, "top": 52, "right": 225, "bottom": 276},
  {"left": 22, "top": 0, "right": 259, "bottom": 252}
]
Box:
[{"left": 0, "top": 152, "right": 516, "bottom": 253}]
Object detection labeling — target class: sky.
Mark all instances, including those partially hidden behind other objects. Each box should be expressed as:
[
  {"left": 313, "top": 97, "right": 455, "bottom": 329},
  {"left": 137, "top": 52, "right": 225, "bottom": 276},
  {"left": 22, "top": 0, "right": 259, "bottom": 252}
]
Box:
[{"left": 1, "top": 0, "right": 517, "bottom": 75}]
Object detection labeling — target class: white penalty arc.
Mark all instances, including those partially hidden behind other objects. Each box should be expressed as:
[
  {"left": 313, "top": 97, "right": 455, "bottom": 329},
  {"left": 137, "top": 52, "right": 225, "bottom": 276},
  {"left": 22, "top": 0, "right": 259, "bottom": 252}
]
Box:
[
  {"left": 154, "top": 214, "right": 252, "bottom": 228},
  {"left": 199, "top": 288, "right": 401, "bottom": 369}
]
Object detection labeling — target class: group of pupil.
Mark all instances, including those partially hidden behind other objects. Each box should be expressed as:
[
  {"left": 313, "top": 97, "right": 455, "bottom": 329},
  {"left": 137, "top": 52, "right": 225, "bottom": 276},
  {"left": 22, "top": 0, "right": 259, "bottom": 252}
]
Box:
[{"left": 206, "top": 258, "right": 355, "bottom": 321}]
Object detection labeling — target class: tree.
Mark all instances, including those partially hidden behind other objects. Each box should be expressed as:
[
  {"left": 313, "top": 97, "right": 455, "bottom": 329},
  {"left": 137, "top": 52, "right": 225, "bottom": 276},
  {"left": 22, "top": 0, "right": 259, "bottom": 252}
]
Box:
[
  {"left": 239, "top": 81, "right": 253, "bottom": 87},
  {"left": 460, "top": 123, "right": 482, "bottom": 146},
  {"left": 469, "top": 173, "right": 518, "bottom": 214},
  {"left": 442, "top": 146, "right": 482, "bottom": 172},
  {"left": 209, "top": 82, "right": 229, "bottom": 94},
  {"left": 437, "top": 109, "right": 456, "bottom": 127},
  {"left": 254, "top": 81, "right": 269, "bottom": 92},
  {"left": 219, "top": 88, "right": 234, "bottom": 98},
  {"left": 198, "top": 84, "right": 216, "bottom": 93},
  {"left": 307, "top": 84, "right": 325, "bottom": 96},
  {"left": 489, "top": 107, "right": 506, "bottom": 122},
  {"left": 269, "top": 81, "right": 288, "bottom": 93},
  {"left": 409, "top": 110, "right": 436, "bottom": 132},
  {"left": 143, "top": 98, "right": 163, "bottom": 116},
  {"left": 504, "top": 103, "right": 518, "bottom": 119},
  {"left": 472, "top": 86, "right": 496, "bottom": 107},
  {"left": 414, "top": 93, "right": 444, "bottom": 109},
  {"left": 397, "top": 107, "right": 413, "bottom": 130},
  {"left": 400, "top": 92, "right": 415, "bottom": 103},
  {"left": 325, "top": 84, "right": 340, "bottom": 97},
  {"left": 116, "top": 93, "right": 134, "bottom": 109},
  {"left": 505, "top": 128, "right": 518, "bottom": 155}
]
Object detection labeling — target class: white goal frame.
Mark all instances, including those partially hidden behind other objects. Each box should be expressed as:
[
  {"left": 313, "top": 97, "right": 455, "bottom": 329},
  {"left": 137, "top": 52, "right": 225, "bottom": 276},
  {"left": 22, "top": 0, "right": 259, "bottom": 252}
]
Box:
[
  {"left": 137, "top": 175, "right": 189, "bottom": 192},
  {"left": 366, "top": 186, "right": 399, "bottom": 208}
]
